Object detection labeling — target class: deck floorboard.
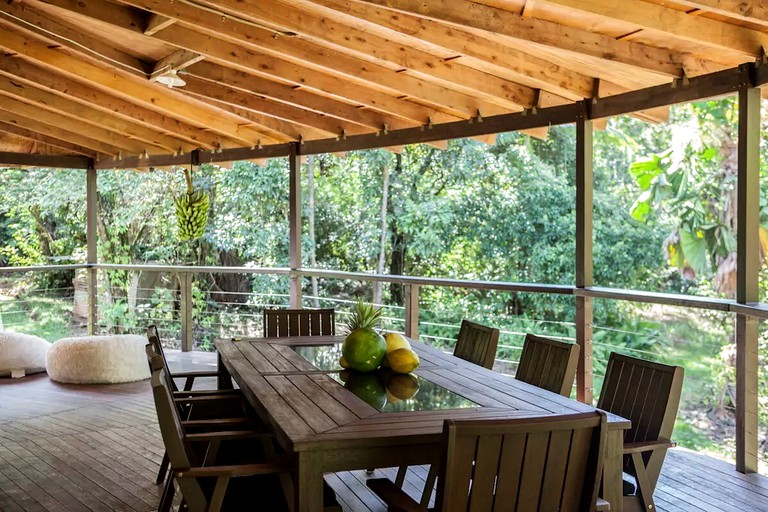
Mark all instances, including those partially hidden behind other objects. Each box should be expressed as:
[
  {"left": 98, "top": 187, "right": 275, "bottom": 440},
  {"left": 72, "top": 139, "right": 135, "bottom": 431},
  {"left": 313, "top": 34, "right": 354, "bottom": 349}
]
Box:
[{"left": 1, "top": 350, "right": 767, "bottom": 511}]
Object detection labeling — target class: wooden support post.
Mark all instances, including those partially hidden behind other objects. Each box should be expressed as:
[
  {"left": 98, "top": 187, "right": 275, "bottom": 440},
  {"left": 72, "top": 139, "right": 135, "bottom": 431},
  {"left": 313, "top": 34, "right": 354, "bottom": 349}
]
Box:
[
  {"left": 179, "top": 272, "right": 193, "bottom": 352},
  {"left": 404, "top": 284, "right": 420, "bottom": 340},
  {"left": 86, "top": 161, "right": 98, "bottom": 335},
  {"left": 575, "top": 101, "right": 594, "bottom": 404},
  {"left": 735, "top": 64, "right": 760, "bottom": 474},
  {"left": 289, "top": 142, "right": 303, "bottom": 308}
]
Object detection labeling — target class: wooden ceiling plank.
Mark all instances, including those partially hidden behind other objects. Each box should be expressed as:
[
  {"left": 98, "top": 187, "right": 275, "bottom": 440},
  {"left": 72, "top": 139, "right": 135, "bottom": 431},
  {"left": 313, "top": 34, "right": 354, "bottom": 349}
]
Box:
[
  {"left": 0, "top": 2, "right": 151, "bottom": 75},
  {"left": 34, "top": 0, "right": 146, "bottom": 32},
  {"left": 0, "top": 93, "right": 160, "bottom": 153},
  {"left": 182, "top": 75, "right": 369, "bottom": 136},
  {"left": 187, "top": 62, "right": 412, "bottom": 131},
  {"left": 302, "top": 0, "right": 596, "bottom": 99},
  {"left": 145, "top": 13, "right": 176, "bottom": 35},
  {"left": 150, "top": 24, "right": 443, "bottom": 124},
  {"left": 162, "top": 0, "right": 536, "bottom": 110},
  {"left": 671, "top": 0, "right": 768, "bottom": 27},
  {"left": 150, "top": 49, "right": 206, "bottom": 81},
  {"left": 0, "top": 121, "right": 95, "bottom": 156},
  {"left": 179, "top": 90, "right": 328, "bottom": 141},
  {"left": 0, "top": 23, "right": 268, "bottom": 146},
  {"left": 0, "top": 110, "right": 127, "bottom": 156},
  {"left": 350, "top": 0, "right": 689, "bottom": 77},
  {"left": 0, "top": 59, "right": 232, "bottom": 150},
  {"left": 543, "top": 0, "right": 767, "bottom": 58},
  {"left": 0, "top": 74, "right": 191, "bottom": 152}
]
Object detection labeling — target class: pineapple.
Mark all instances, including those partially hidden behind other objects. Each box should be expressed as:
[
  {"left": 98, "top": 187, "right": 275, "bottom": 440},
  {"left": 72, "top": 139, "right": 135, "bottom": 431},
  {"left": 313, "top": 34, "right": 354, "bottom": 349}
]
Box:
[{"left": 340, "top": 300, "right": 387, "bottom": 372}]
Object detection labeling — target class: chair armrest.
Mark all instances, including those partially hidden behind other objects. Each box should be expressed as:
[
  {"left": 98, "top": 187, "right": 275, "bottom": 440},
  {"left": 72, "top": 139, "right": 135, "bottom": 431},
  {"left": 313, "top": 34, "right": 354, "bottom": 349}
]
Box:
[
  {"left": 173, "top": 389, "right": 241, "bottom": 397},
  {"left": 596, "top": 498, "right": 610, "bottom": 511},
  {"left": 367, "top": 478, "right": 422, "bottom": 512},
  {"left": 174, "top": 395, "right": 242, "bottom": 404},
  {"left": 623, "top": 439, "right": 675, "bottom": 454},
  {"left": 185, "top": 430, "right": 273, "bottom": 442},
  {"left": 171, "top": 370, "right": 224, "bottom": 378},
  {"left": 181, "top": 417, "right": 262, "bottom": 431},
  {"left": 176, "top": 461, "right": 293, "bottom": 478}
]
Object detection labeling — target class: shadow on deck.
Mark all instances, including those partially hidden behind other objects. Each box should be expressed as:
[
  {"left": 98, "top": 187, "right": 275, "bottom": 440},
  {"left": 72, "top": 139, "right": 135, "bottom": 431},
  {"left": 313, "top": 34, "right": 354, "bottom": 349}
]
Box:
[{"left": 0, "top": 350, "right": 766, "bottom": 512}]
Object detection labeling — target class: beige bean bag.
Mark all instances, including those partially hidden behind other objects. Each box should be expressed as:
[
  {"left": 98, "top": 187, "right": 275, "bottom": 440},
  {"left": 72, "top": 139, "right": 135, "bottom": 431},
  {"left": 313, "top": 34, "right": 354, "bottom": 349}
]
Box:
[
  {"left": 47, "top": 335, "right": 150, "bottom": 384},
  {"left": 0, "top": 331, "right": 50, "bottom": 378}
]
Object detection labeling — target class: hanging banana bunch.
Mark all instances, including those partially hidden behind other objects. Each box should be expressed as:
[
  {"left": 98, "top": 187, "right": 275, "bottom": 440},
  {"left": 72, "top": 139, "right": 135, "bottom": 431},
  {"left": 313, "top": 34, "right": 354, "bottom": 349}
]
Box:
[{"left": 174, "top": 167, "right": 210, "bottom": 241}]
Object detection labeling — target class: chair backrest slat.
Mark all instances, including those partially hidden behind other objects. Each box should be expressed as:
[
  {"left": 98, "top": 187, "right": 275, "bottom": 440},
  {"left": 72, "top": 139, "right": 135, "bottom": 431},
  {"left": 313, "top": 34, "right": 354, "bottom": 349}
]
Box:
[
  {"left": 453, "top": 319, "right": 499, "bottom": 369},
  {"left": 435, "top": 412, "right": 607, "bottom": 512},
  {"left": 263, "top": 308, "right": 336, "bottom": 338},
  {"left": 146, "top": 326, "right": 179, "bottom": 392},
  {"left": 516, "top": 333, "right": 580, "bottom": 396}
]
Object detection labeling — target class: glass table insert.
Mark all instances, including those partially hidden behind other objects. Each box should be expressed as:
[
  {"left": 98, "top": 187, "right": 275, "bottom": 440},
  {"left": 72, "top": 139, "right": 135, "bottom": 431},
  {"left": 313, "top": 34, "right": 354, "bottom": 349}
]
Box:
[{"left": 292, "top": 344, "right": 479, "bottom": 413}]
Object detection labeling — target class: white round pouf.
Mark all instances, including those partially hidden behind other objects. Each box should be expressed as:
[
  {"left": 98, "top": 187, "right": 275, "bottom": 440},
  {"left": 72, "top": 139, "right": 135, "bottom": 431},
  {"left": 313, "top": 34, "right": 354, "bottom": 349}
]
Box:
[
  {"left": 0, "top": 332, "right": 50, "bottom": 378},
  {"left": 47, "top": 335, "right": 150, "bottom": 384}
]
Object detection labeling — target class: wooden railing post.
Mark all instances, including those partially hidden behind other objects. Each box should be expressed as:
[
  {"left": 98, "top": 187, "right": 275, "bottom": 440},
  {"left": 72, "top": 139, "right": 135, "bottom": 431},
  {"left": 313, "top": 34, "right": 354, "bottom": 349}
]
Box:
[
  {"left": 735, "top": 64, "right": 760, "bottom": 474},
  {"left": 289, "top": 142, "right": 303, "bottom": 308},
  {"left": 404, "top": 284, "right": 420, "bottom": 340},
  {"left": 179, "top": 272, "right": 193, "bottom": 352},
  {"left": 86, "top": 161, "right": 98, "bottom": 335},
  {"left": 575, "top": 101, "right": 594, "bottom": 404}
]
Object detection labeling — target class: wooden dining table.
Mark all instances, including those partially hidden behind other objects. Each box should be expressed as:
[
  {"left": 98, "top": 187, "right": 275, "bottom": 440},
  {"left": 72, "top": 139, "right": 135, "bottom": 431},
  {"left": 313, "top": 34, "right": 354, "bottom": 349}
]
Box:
[{"left": 214, "top": 335, "right": 630, "bottom": 512}]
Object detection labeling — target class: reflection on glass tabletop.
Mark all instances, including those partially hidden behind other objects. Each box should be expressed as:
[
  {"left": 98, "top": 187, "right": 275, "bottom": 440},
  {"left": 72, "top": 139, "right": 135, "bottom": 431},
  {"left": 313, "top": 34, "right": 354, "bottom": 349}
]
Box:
[{"left": 293, "top": 344, "right": 344, "bottom": 371}]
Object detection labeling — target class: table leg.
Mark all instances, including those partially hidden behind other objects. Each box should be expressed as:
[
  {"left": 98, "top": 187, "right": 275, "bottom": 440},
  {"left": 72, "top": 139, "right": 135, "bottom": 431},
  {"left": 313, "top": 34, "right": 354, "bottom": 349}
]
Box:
[
  {"left": 296, "top": 451, "right": 324, "bottom": 512},
  {"left": 217, "top": 354, "right": 233, "bottom": 389},
  {"left": 603, "top": 429, "right": 624, "bottom": 512}
]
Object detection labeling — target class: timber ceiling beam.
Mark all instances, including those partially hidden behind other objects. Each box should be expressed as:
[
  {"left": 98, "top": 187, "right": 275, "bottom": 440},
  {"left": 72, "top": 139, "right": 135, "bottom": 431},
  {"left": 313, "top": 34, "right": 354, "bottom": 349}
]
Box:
[
  {"left": 543, "top": 0, "right": 768, "bottom": 59},
  {"left": 0, "top": 74, "right": 193, "bottom": 152},
  {"left": 150, "top": 49, "right": 205, "bottom": 82},
  {"left": 148, "top": 25, "right": 446, "bottom": 124},
  {"left": 351, "top": 0, "right": 696, "bottom": 78},
  {"left": 32, "top": 0, "right": 145, "bottom": 32},
  {"left": 0, "top": 110, "right": 129, "bottom": 156},
  {"left": 0, "top": 59, "right": 233, "bottom": 150},
  {"left": 0, "top": 93, "right": 160, "bottom": 154},
  {"left": 301, "top": 0, "right": 596, "bottom": 99},
  {"left": 181, "top": 75, "right": 371, "bottom": 137},
  {"left": 187, "top": 62, "right": 413, "bottom": 131},
  {"left": 672, "top": 0, "right": 768, "bottom": 27},
  {"left": 118, "top": 0, "right": 537, "bottom": 112},
  {"left": 0, "top": 2, "right": 150, "bottom": 75},
  {"left": 0, "top": 22, "right": 275, "bottom": 147},
  {"left": 0, "top": 121, "right": 95, "bottom": 156}
]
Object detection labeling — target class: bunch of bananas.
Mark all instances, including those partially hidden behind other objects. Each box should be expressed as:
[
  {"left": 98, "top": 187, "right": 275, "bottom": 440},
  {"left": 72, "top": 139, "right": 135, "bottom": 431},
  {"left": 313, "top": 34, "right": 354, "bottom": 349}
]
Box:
[{"left": 174, "top": 168, "right": 210, "bottom": 241}]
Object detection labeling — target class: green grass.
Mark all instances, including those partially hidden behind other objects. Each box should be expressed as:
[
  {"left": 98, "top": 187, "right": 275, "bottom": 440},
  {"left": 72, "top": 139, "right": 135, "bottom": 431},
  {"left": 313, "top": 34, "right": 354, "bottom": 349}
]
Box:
[{"left": 0, "top": 294, "right": 79, "bottom": 341}]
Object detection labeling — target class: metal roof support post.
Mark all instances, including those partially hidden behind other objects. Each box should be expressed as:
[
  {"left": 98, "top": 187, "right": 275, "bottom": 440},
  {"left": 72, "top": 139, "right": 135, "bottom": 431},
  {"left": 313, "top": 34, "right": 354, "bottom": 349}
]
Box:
[
  {"left": 289, "top": 142, "right": 303, "bottom": 308},
  {"left": 735, "top": 63, "right": 760, "bottom": 474},
  {"left": 575, "top": 101, "right": 594, "bottom": 404},
  {"left": 86, "top": 160, "right": 98, "bottom": 334}
]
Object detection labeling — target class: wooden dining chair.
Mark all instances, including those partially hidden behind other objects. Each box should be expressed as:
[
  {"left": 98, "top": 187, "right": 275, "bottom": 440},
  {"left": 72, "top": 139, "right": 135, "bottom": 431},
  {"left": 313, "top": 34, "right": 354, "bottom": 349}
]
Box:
[
  {"left": 515, "top": 333, "right": 580, "bottom": 396},
  {"left": 368, "top": 411, "right": 608, "bottom": 512},
  {"left": 147, "top": 325, "right": 232, "bottom": 392},
  {"left": 263, "top": 308, "right": 336, "bottom": 337},
  {"left": 597, "top": 352, "right": 684, "bottom": 512},
  {"left": 452, "top": 319, "right": 499, "bottom": 369}
]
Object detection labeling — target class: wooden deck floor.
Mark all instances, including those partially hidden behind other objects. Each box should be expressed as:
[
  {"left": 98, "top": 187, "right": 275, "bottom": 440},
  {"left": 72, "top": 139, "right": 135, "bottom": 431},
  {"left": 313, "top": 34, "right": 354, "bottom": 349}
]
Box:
[{"left": 1, "top": 350, "right": 767, "bottom": 512}]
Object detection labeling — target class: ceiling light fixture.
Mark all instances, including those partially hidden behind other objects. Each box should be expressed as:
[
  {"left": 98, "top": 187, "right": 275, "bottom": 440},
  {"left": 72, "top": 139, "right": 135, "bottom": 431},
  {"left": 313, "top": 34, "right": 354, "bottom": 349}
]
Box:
[{"left": 155, "top": 69, "right": 186, "bottom": 88}]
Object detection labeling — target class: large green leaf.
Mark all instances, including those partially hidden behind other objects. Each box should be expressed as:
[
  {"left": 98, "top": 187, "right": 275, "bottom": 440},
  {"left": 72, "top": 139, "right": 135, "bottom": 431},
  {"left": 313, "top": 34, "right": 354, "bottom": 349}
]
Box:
[
  {"left": 679, "top": 229, "right": 709, "bottom": 275},
  {"left": 628, "top": 156, "right": 663, "bottom": 191}
]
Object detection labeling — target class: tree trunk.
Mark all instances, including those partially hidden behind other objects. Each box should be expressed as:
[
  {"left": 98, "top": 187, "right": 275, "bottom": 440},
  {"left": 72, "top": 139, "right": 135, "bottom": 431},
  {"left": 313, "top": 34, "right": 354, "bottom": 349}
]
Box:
[
  {"left": 373, "top": 163, "right": 390, "bottom": 305},
  {"left": 389, "top": 153, "right": 405, "bottom": 305},
  {"left": 306, "top": 155, "right": 320, "bottom": 308},
  {"left": 28, "top": 205, "right": 52, "bottom": 258}
]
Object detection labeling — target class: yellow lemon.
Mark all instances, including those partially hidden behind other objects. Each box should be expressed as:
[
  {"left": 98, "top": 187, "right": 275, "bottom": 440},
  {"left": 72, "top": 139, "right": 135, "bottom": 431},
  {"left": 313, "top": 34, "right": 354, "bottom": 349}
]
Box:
[
  {"left": 339, "top": 356, "right": 350, "bottom": 369},
  {"left": 387, "top": 373, "right": 419, "bottom": 400},
  {"left": 387, "top": 348, "right": 420, "bottom": 374},
  {"left": 384, "top": 332, "right": 411, "bottom": 353}
]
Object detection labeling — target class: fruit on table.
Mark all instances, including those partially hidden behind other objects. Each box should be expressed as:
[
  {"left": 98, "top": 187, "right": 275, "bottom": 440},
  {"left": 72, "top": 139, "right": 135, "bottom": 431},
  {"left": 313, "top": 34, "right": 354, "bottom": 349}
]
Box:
[
  {"left": 386, "top": 373, "right": 420, "bottom": 400},
  {"left": 174, "top": 168, "right": 210, "bottom": 241},
  {"left": 339, "top": 356, "right": 350, "bottom": 369},
  {"left": 344, "top": 371, "right": 387, "bottom": 410},
  {"left": 384, "top": 332, "right": 411, "bottom": 353},
  {"left": 386, "top": 347, "right": 420, "bottom": 374},
  {"left": 340, "top": 301, "right": 386, "bottom": 372}
]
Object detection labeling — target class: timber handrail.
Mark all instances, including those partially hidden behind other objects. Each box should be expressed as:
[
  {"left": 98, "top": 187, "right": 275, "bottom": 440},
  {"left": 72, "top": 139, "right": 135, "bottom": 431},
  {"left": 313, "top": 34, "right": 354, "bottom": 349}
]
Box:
[{"left": 0, "top": 264, "right": 89, "bottom": 273}]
